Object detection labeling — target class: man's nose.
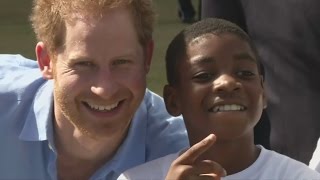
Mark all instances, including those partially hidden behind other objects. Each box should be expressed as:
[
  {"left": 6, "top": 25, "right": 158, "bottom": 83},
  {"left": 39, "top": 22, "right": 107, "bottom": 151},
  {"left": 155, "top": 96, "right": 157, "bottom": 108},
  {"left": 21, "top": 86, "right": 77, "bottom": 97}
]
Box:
[
  {"left": 91, "top": 69, "right": 118, "bottom": 99},
  {"left": 213, "top": 74, "right": 241, "bottom": 93}
]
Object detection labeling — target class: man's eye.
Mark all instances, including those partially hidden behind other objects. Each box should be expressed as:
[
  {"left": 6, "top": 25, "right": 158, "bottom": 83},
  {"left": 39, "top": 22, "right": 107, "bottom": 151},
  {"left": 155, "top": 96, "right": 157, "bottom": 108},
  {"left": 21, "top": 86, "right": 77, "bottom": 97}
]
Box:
[
  {"left": 75, "top": 61, "right": 94, "bottom": 67},
  {"left": 113, "top": 59, "right": 130, "bottom": 66}
]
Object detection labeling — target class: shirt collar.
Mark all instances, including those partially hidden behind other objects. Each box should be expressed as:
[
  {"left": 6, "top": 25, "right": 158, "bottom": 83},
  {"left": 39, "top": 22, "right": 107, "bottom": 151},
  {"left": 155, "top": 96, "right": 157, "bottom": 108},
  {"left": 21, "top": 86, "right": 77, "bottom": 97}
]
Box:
[
  {"left": 91, "top": 100, "right": 148, "bottom": 179},
  {"left": 19, "top": 80, "right": 54, "bottom": 141},
  {"left": 19, "top": 80, "right": 149, "bottom": 178}
]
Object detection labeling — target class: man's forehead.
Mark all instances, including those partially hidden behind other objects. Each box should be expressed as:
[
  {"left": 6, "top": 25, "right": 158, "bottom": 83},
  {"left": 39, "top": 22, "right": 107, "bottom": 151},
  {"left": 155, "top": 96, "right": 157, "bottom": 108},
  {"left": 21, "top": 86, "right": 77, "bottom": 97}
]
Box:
[{"left": 63, "top": 6, "right": 131, "bottom": 26}]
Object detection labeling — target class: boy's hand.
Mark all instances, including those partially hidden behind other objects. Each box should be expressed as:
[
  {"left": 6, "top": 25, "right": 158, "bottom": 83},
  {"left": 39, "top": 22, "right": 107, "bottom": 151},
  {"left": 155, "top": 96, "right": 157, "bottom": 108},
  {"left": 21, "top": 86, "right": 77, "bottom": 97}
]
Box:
[{"left": 165, "top": 134, "right": 226, "bottom": 180}]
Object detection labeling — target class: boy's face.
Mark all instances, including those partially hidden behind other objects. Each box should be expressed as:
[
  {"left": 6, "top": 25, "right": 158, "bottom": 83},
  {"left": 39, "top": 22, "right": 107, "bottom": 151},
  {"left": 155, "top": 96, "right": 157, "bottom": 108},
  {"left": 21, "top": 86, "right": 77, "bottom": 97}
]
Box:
[{"left": 165, "top": 33, "right": 266, "bottom": 145}]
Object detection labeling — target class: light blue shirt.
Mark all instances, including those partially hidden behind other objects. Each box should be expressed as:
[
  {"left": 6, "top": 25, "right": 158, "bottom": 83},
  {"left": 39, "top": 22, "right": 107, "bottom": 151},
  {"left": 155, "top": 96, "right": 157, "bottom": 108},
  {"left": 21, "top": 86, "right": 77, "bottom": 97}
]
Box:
[{"left": 0, "top": 54, "right": 189, "bottom": 180}]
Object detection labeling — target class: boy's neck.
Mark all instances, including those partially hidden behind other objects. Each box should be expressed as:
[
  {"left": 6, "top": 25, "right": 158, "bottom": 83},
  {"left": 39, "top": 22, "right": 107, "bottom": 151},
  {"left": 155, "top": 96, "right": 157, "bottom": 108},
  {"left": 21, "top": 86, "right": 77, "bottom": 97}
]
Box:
[{"left": 191, "top": 135, "right": 260, "bottom": 175}]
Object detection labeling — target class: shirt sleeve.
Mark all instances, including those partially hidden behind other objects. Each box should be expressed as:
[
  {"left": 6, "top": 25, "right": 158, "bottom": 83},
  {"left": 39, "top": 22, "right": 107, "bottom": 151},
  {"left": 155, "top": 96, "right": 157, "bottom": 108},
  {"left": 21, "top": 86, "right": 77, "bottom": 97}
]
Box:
[
  {"left": 143, "top": 89, "right": 189, "bottom": 161},
  {"left": 309, "top": 137, "right": 320, "bottom": 172},
  {"left": 118, "top": 152, "right": 179, "bottom": 180}
]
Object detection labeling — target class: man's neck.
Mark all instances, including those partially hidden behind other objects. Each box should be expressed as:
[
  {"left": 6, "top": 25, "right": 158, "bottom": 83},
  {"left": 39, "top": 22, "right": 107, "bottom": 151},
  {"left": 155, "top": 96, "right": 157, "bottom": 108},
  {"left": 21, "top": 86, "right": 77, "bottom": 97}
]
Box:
[{"left": 53, "top": 117, "right": 128, "bottom": 179}]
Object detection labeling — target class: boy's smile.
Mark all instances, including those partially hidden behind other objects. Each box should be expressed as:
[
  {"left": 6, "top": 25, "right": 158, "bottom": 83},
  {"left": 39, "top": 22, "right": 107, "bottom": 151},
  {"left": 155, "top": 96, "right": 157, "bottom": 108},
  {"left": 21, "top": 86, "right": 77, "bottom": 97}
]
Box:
[
  {"left": 165, "top": 33, "right": 266, "bottom": 145},
  {"left": 209, "top": 103, "right": 246, "bottom": 113}
]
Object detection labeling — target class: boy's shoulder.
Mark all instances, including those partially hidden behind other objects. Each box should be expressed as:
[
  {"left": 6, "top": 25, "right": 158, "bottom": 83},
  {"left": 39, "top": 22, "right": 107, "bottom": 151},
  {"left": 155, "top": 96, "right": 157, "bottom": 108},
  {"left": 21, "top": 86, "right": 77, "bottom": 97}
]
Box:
[
  {"left": 118, "top": 151, "right": 181, "bottom": 180},
  {"left": 228, "top": 145, "right": 320, "bottom": 179},
  {"left": 119, "top": 146, "right": 320, "bottom": 180}
]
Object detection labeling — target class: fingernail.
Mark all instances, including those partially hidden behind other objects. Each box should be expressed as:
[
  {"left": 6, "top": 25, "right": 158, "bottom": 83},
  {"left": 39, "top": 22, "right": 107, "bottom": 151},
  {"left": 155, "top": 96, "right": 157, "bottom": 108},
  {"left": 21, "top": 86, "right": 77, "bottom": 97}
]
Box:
[
  {"left": 222, "top": 169, "right": 227, "bottom": 177},
  {"left": 207, "top": 134, "right": 214, "bottom": 140}
]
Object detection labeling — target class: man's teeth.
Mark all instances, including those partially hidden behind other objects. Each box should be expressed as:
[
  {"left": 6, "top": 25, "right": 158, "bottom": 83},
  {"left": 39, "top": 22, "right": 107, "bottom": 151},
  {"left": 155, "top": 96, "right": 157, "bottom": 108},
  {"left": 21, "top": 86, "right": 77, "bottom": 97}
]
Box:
[
  {"left": 88, "top": 102, "right": 119, "bottom": 111},
  {"left": 213, "top": 104, "right": 245, "bottom": 112}
]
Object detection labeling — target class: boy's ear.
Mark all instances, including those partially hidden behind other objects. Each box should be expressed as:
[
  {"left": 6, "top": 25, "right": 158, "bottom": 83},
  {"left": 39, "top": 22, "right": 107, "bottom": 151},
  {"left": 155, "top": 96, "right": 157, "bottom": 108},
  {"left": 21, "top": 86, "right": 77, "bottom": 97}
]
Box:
[
  {"left": 260, "top": 76, "right": 267, "bottom": 109},
  {"left": 144, "top": 40, "right": 154, "bottom": 73},
  {"left": 263, "top": 90, "right": 267, "bottom": 109},
  {"left": 36, "top": 42, "right": 54, "bottom": 80},
  {"left": 163, "top": 85, "right": 182, "bottom": 116}
]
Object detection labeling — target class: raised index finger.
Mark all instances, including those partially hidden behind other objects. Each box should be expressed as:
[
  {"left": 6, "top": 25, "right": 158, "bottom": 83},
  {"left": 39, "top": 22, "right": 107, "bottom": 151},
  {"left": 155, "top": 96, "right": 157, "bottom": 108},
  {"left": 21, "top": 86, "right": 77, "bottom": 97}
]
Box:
[{"left": 178, "top": 134, "right": 216, "bottom": 164}]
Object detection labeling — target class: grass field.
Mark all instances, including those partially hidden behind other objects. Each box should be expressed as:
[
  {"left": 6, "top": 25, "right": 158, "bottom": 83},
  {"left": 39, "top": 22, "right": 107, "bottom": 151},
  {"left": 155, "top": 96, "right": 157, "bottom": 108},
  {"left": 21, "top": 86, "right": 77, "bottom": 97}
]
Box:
[{"left": 0, "top": 0, "right": 199, "bottom": 95}]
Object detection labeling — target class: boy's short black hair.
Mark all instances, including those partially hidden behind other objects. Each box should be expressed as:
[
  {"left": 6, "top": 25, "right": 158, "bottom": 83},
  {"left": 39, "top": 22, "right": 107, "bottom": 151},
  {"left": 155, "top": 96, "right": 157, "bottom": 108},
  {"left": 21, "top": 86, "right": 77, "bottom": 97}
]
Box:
[{"left": 165, "top": 18, "right": 265, "bottom": 86}]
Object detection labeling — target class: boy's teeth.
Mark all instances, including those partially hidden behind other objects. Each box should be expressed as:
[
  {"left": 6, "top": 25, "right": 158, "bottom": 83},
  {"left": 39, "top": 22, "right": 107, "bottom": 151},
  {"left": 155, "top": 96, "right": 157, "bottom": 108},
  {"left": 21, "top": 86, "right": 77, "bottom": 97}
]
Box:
[
  {"left": 88, "top": 102, "right": 119, "bottom": 111},
  {"left": 213, "top": 104, "right": 244, "bottom": 112}
]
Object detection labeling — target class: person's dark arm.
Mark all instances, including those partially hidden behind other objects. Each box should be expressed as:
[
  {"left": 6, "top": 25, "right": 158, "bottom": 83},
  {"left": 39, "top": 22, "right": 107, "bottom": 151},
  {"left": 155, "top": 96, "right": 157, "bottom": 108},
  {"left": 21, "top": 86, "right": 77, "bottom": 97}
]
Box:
[{"left": 201, "top": 0, "right": 247, "bottom": 32}]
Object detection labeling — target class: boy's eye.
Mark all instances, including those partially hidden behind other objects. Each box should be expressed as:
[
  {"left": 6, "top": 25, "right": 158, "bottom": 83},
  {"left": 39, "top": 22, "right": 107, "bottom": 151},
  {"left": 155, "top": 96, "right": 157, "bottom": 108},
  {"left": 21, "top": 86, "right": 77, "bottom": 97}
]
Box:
[
  {"left": 237, "top": 70, "right": 255, "bottom": 77},
  {"left": 193, "top": 72, "right": 214, "bottom": 82}
]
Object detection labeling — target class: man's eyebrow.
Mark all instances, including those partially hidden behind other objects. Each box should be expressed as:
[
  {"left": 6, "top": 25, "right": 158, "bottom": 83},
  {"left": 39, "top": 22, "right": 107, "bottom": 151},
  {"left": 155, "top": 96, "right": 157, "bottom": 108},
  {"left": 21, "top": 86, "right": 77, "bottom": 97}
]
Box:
[
  {"left": 233, "top": 52, "right": 257, "bottom": 63},
  {"left": 68, "top": 56, "right": 94, "bottom": 62}
]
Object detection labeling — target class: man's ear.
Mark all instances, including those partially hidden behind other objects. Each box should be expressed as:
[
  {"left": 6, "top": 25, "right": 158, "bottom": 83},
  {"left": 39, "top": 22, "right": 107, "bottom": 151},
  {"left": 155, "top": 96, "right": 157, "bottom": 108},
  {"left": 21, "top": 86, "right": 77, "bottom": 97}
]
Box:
[
  {"left": 144, "top": 40, "right": 154, "bottom": 73},
  {"left": 163, "top": 85, "right": 181, "bottom": 116},
  {"left": 36, "top": 42, "right": 54, "bottom": 80}
]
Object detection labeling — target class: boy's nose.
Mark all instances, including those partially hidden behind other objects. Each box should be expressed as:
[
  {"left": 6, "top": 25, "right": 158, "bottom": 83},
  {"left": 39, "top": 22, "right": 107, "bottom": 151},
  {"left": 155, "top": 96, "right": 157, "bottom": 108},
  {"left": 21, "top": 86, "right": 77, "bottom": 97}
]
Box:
[
  {"left": 91, "top": 70, "right": 119, "bottom": 99},
  {"left": 213, "top": 74, "right": 241, "bottom": 93}
]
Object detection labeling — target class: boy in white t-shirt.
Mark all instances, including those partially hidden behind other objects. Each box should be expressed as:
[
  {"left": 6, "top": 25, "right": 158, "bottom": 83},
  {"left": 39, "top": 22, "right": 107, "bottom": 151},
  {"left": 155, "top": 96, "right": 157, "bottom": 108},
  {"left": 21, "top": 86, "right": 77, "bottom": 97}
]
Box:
[
  {"left": 310, "top": 138, "right": 320, "bottom": 172},
  {"left": 118, "top": 18, "right": 320, "bottom": 180}
]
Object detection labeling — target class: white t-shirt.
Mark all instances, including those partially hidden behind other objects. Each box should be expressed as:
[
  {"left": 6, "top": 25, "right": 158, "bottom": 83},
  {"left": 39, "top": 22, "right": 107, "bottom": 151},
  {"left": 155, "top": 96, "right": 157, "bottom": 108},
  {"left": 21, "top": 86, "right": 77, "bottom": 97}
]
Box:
[
  {"left": 118, "top": 146, "right": 320, "bottom": 180},
  {"left": 309, "top": 137, "right": 320, "bottom": 172}
]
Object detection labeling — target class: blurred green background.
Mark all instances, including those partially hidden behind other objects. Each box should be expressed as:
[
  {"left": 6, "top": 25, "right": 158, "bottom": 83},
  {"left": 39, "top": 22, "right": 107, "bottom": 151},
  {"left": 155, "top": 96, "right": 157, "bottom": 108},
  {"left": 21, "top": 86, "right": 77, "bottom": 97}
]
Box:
[{"left": 0, "top": 0, "right": 199, "bottom": 95}]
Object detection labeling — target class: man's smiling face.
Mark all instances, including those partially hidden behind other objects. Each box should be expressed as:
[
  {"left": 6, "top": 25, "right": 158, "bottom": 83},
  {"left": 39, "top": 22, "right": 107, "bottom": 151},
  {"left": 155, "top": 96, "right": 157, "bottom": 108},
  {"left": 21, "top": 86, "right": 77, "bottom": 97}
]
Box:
[{"left": 52, "top": 7, "right": 150, "bottom": 138}]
